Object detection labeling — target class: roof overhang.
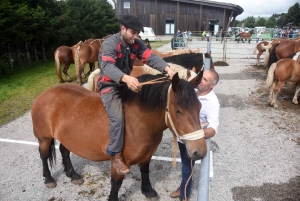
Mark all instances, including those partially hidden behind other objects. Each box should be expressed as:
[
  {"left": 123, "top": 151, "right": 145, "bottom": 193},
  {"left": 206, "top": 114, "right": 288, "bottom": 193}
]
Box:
[{"left": 170, "top": 0, "right": 244, "bottom": 17}]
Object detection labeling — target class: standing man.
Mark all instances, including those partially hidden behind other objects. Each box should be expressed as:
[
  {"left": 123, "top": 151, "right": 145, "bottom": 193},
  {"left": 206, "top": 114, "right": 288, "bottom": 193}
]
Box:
[
  {"left": 170, "top": 69, "right": 220, "bottom": 201},
  {"left": 256, "top": 31, "right": 261, "bottom": 43},
  {"left": 98, "top": 15, "right": 175, "bottom": 175},
  {"left": 221, "top": 29, "right": 225, "bottom": 43}
]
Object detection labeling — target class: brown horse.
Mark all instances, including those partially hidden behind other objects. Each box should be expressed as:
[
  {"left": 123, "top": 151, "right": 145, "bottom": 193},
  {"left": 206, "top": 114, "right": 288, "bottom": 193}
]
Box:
[
  {"left": 263, "top": 38, "right": 286, "bottom": 68},
  {"left": 266, "top": 58, "right": 300, "bottom": 108},
  {"left": 54, "top": 41, "right": 83, "bottom": 83},
  {"left": 31, "top": 73, "right": 207, "bottom": 201},
  {"left": 73, "top": 39, "right": 104, "bottom": 84},
  {"left": 236, "top": 29, "right": 254, "bottom": 43},
  {"left": 267, "top": 40, "right": 300, "bottom": 69}
]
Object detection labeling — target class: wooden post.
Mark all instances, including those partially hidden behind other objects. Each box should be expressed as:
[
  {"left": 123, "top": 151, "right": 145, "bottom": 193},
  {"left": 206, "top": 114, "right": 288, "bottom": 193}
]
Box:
[{"left": 226, "top": 10, "right": 234, "bottom": 31}]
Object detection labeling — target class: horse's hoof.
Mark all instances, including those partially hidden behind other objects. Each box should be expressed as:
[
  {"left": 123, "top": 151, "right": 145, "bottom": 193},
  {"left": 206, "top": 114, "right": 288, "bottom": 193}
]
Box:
[
  {"left": 292, "top": 99, "right": 298, "bottom": 104},
  {"left": 71, "top": 177, "right": 84, "bottom": 185},
  {"left": 60, "top": 80, "right": 65, "bottom": 83},
  {"left": 45, "top": 181, "right": 57, "bottom": 188},
  {"left": 142, "top": 188, "right": 158, "bottom": 198}
]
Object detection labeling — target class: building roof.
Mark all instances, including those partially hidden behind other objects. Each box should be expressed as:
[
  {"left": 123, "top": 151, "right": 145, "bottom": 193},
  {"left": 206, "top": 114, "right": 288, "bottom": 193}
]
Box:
[{"left": 170, "top": 0, "right": 244, "bottom": 17}]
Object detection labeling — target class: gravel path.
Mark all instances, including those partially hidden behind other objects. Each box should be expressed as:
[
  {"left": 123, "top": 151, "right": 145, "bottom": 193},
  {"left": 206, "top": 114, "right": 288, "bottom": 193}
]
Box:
[{"left": 1, "top": 40, "right": 299, "bottom": 201}]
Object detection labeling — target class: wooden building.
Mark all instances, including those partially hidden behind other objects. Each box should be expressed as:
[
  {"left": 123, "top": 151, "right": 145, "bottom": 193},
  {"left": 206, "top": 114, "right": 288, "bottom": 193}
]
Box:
[{"left": 114, "top": 0, "right": 243, "bottom": 35}]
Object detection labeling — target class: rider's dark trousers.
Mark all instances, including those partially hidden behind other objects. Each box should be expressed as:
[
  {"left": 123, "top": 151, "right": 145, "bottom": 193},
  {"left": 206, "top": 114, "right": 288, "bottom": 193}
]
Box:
[{"left": 100, "top": 86, "right": 124, "bottom": 154}]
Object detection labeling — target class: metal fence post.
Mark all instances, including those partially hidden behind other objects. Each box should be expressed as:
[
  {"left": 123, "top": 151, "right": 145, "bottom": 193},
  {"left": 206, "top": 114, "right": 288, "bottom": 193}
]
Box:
[{"left": 197, "top": 138, "right": 211, "bottom": 201}]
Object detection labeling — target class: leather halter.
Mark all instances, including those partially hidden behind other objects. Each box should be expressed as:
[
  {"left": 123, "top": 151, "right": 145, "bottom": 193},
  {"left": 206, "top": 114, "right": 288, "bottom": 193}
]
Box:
[{"left": 165, "top": 85, "right": 205, "bottom": 140}]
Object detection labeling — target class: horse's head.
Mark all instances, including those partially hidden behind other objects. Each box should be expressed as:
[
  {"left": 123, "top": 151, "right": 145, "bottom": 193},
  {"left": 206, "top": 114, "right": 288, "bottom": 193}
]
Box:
[{"left": 166, "top": 73, "right": 207, "bottom": 160}]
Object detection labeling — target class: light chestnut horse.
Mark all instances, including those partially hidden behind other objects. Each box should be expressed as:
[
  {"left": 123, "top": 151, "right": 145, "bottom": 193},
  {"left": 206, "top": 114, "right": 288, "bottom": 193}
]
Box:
[
  {"left": 252, "top": 41, "right": 272, "bottom": 66},
  {"left": 266, "top": 57, "right": 300, "bottom": 108},
  {"left": 54, "top": 41, "right": 83, "bottom": 83},
  {"left": 263, "top": 38, "right": 286, "bottom": 68},
  {"left": 31, "top": 72, "right": 207, "bottom": 201},
  {"left": 73, "top": 39, "right": 104, "bottom": 84}
]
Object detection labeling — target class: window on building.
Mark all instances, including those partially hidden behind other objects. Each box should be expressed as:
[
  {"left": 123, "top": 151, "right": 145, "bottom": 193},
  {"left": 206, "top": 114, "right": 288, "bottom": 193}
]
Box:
[{"left": 124, "top": 2, "right": 130, "bottom": 9}]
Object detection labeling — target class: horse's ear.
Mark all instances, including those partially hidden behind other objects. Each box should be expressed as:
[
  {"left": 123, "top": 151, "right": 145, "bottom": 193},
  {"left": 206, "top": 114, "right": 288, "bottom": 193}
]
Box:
[
  {"left": 171, "top": 73, "right": 180, "bottom": 91},
  {"left": 189, "top": 68, "right": 203, "bottom": 87}
]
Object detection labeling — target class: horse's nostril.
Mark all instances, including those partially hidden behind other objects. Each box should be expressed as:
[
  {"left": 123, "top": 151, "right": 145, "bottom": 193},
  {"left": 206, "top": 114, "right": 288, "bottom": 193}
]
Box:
[{"left": 193, "top": 151, "right": 202, "bottom": 160}]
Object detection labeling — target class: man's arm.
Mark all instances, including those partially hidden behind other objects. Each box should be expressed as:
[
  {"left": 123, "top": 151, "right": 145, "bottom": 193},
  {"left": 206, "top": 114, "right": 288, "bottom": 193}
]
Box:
[{"left": 204, "top": 127, "right": 216, "bottom": 139}]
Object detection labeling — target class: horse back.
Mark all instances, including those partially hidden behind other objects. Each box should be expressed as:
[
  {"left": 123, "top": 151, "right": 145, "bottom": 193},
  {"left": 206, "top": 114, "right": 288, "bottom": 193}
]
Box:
[
  {"left": 55, "top": 46, "right": 74, "bottom": 65},
  {"left": 275, "top": 58, "right": 300, "bottom": 82},
  {"left": 32, "top": 84, "right": 110, "bottom": 161}
]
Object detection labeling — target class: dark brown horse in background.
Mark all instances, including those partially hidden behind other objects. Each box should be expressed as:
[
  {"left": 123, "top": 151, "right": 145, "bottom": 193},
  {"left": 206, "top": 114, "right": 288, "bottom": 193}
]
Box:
[
  {"left": 266, "top": 58, "right": 300, "bottom": 108},
  {"left": 31, "top": 73, "right": 207, "bottom": 201},
  {"left": 235, "top": 29, "right": 254, "bottom": 43},
  {"left": 267, "top": 40, "right": 300, "bottom": 69},
  {"left": 54, "top": 41, "right": 83, "bottom": 83},
  {"left": 73, "top": 39, "right": 104, "bottom": 84}
]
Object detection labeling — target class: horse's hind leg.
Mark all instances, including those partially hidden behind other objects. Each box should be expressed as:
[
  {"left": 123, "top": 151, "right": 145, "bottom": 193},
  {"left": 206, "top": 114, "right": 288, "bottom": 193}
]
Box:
[
  {"left": 108, "top": 168, "right": 125, "bottom": 201},
  {"left": 292, "top": 83, "right": 300, "bottom": 104},
  {"left": 39, "top": 139, "right": 57, "bottom": 188},
  {"left": 59, "top": 144, "right": 84, "bottom": 185},
  {"left": 140, "top": 161, "right": 158, "bottom": 198},
  {"left": 272, "top": 81, "right": 285, "bottom": 108},
  {"left": 63, "top": 64, "right": 73, "bottom": 82}
]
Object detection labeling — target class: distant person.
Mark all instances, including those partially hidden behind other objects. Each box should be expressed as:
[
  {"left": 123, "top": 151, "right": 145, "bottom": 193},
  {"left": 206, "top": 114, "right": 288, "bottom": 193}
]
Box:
[
  {"left": 143, "top": 38, "right": 151, "bottom": 49},
  {"left": 202, "top": 30, "right": 206, "bottom": 40},
  {"left": 221, "top": 29, "right": 225, "bottom": 43},
  {"left": 256, "top": 31, "right": 261, "bottom": 43}
]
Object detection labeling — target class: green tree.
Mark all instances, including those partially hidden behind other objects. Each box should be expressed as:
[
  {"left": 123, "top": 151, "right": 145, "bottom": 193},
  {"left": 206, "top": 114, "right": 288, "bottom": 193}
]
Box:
[
  {"left": 255, "top": 17, "right": 266, "bottom": 26},
  {"left": 286, "top": 3, "right": 300, "bottom": 27},
  {"left": 266, "top": 16, "right": 277, "bottom": 28},
  {"left": 276, "top": 13, "right": 288, "bottom": 28},
  {"left": 244, "top": 16, "right": 255, "bottom": 28}
]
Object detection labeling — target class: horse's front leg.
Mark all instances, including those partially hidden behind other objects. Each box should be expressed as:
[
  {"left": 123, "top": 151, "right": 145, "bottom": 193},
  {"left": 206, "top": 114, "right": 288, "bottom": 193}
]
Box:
[
  {"left": 140, "top": 160, "right": 158, "bottom": 198},
  {"left": 109, "top": 166, "right": 125, "bottom": 201},
  {"left": 88, "top": 63, "right": 95, "bottom": 75},
  {"left": 59, "top": 144, "right": 84, "bottom": 185}
]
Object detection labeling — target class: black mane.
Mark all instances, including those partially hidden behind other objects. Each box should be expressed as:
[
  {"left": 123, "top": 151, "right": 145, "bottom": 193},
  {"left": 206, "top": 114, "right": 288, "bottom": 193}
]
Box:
[
  {"left": 268, "top": 43, "right": 280, "bottom": 68},
  {"left": 121, "top": 74, "right": 199, "bottom": 112},
  {"left": 163, "top": 53, "right": 204, "bottom": 72}
]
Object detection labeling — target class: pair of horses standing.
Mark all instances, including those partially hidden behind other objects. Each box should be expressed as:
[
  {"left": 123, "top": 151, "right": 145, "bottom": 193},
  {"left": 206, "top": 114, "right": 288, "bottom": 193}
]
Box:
[
  {"left": 54, "top": 36, "right": 110, "bottom": 84},
  {"left": 32, "top": 50, "right": 214, "bottom": 200},
  {"left": 265, "top": 39, "right": 300, "bottom": 108}
]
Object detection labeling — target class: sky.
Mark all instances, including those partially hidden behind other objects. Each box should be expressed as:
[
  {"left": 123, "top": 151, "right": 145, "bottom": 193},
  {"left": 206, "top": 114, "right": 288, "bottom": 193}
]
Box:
[
  {"left": 213, "top": 0, "right": 299, "bottom": 20},
  {"left": 107, "top": 0, "right": 299, "bottom": 20}
]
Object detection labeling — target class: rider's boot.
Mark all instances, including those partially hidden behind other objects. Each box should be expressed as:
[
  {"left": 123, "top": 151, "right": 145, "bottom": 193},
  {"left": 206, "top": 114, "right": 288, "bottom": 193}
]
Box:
[{"left": 111, "top": 152, "right": 130, "bottom": 175}]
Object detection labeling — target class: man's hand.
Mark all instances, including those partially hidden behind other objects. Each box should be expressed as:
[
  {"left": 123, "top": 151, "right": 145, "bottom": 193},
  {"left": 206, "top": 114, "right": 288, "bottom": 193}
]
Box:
[
  {"left": 121, "top": 74, "right": 141, "bottom": 92},
  {"left": 164, "top": 66, "right": 176, "bottom": 79}
]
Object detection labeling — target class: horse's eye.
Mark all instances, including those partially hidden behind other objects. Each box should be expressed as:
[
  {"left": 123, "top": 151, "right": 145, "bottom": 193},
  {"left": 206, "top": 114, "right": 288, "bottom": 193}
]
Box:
[{"left": 175, "top": 109, "right": 181, "bottom": 114}]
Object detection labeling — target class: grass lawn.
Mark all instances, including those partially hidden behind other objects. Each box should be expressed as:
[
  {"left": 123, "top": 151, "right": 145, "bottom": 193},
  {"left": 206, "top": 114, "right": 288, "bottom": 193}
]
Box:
[{"left": 0, "top": 40, "right": 170, "bottom": 126}]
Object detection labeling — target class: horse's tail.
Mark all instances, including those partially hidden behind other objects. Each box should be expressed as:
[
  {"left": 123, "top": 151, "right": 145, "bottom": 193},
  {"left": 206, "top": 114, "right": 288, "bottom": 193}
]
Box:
[
  {"left": 74, "top": 45, "right": 81, "bottom": 78},
  {"left": 266, "top": 63, "right": 277, "bottom": 86},
  {"left": 252, "top": 44, "right": 258, "bottom": 54},
  {"left": 87, "top": 68, "right": 100, "bottom": 92},
  {"left": 264, "top": 48, "right": 270, "bottom": 68},
  {"left": 46, "top": 138, "right": 56, "bottom": 169},
  {"left": 261, "top": 42, "right": 272, "bottom": 50},
  {"left": 54, "top": 50, "right": 63, "bottom": 82},
  {"left": 267, "top": 43, "right": 280, "bottom": 69}
]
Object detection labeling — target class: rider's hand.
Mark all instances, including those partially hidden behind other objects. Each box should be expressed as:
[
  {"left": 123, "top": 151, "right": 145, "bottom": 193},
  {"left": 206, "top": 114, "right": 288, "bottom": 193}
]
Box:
[
  {"left": 121, "top": 74, "right": 141, "bottom": 92},
  {"left": 164, "top": 66, "right": 176, "bottom": 79}
]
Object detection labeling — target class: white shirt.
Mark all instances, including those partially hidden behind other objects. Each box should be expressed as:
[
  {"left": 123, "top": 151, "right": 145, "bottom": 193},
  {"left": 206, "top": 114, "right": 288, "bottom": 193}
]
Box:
[{"left": 178, "top": 89, "right": 220, "bottom": 143}]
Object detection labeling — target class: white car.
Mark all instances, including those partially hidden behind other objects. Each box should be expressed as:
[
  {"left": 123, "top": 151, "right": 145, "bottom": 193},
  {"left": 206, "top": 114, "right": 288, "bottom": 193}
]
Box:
[{"left": 139, "top": 27, "right": 156, "bottom": 41}]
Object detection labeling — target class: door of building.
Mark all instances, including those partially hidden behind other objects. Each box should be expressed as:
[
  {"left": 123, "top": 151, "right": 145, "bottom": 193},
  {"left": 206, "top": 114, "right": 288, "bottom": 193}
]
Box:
[{"left": 165, "top": 20, "right": 175, "bottom": 35}]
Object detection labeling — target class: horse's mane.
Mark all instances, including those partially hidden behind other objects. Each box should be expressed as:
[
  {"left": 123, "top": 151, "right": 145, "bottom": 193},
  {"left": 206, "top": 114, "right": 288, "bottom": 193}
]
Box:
[
  {"left": 163, "top": 53, "right": 203, "bottom": 70},
  {"left": 268, "top": 43, "right": 280, "bottom": 68},
  {"left": 121, "top": 74, "right": 198, "bottom": 111}
]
